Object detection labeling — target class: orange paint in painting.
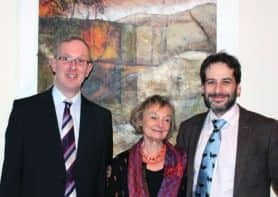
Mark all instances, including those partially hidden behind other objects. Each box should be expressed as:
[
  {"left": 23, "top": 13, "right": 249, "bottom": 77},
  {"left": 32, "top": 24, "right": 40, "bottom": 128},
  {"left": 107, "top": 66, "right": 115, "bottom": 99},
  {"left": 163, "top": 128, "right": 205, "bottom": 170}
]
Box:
[
  {"left": 92, "top": 26, "right": 107, "bottom": 56},
  {"left": 39, "top": 0, "right": 64, "bottom": 17},
  {"left": 82, "top": 23, "right": 119, "bottom": 61},
  {"left": 82, "top": 25, "right": 108, "bottom": 60},
  {"left": 102, "top": 46, "right": 118, "bottom": 59}
]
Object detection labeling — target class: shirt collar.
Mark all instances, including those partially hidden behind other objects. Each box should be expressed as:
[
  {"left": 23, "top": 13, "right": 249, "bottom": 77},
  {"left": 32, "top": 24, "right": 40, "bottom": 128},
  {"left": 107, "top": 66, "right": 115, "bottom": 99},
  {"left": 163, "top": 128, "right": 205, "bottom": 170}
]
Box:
[
  {"left": 52, "top": 86, "right": 81, "bottom": 106},
  {"left": 208, "top": 103, "right": 239, "bottom": 127}
]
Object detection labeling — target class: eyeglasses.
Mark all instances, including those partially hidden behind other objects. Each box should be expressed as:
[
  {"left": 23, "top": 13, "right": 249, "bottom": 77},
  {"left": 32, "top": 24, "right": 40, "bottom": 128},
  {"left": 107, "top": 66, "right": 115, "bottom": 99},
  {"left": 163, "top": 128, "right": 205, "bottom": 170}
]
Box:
[{"left": 56, "top": 56, "right": 92, "bottom": 66}]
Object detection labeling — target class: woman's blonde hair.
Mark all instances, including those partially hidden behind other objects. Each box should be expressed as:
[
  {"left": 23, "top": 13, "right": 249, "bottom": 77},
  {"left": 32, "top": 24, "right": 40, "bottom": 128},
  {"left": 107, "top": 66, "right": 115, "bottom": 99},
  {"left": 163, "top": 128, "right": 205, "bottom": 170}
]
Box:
[{"left": 130, "top": 95, "right": 176, "bottom": 138}]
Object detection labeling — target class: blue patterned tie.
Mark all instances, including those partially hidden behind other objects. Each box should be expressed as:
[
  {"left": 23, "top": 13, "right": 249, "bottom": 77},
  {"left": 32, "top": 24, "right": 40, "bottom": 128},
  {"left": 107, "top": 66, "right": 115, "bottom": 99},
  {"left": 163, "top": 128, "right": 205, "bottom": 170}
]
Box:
[
  {"left": 195, "top": 119, "right": 226, "bottom": 197},
  {"left": 62, "top": 102, "right": 77, "bottom": 197}
]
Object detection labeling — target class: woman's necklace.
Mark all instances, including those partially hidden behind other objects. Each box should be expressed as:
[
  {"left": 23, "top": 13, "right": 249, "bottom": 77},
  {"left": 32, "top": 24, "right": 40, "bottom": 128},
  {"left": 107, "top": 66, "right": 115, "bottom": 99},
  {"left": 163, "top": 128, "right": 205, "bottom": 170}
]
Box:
[{"left": 141, "top": 144, "right": 166, "bottom": 164}]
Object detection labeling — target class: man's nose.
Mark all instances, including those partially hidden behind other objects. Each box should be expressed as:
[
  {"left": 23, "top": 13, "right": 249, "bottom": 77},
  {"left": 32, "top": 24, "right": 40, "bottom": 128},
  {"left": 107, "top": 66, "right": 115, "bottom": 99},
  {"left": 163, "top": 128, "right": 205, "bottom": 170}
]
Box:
[
  {"left": 69, "top": 59, "right": 77, "bottom": 69},
  {"left": 215, "top": 83, "right": 223, "bottom": 93}
]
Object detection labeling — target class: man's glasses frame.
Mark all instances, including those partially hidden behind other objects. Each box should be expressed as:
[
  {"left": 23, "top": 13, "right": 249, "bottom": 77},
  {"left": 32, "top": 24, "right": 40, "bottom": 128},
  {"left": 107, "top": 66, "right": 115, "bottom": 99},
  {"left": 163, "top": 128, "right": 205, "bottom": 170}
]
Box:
[{"left": 56, "top": 56, "right": 92, "bottom": 66}]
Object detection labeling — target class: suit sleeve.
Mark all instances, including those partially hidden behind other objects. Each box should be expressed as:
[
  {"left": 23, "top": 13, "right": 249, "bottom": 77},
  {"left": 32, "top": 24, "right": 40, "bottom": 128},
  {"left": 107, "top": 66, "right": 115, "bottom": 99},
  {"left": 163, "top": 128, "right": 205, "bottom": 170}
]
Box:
[
  {"left": 269, "top": 120, "right": 278, "bottom": 194},
  {"left": 0, "top": 101, "right": 23, "bottom": 196},
  {"left": 97, "top": 110, "right": 113, "bottom": 197},
  {"left": 105, "top": 151, "right": 129, "bottom": 196},
  {"left": 105, "top": 111, "right": 113, "bottom": 164}
]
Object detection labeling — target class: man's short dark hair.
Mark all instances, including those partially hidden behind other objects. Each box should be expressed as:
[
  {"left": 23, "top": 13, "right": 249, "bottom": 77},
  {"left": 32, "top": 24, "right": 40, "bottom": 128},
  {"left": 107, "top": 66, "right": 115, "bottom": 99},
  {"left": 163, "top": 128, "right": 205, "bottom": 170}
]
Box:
[{"left": 200, "top": 52, "right": 242, "bottom": 84}]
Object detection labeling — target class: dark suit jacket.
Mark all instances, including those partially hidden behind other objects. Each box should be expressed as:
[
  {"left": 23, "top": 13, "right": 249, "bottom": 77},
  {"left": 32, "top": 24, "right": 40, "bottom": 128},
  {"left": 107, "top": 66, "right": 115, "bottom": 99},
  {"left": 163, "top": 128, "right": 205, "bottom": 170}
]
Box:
[
  {"left": 0, "top": 88, "right": 113, "bottom": 197},
  {"left": 176, "top": 106, "right": 278, "bottom": 197}
]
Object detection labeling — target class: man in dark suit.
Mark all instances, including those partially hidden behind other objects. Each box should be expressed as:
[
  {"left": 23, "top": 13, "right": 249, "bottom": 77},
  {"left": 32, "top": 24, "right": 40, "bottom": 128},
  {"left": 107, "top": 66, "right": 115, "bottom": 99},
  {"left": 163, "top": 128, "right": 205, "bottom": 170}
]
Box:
[
  {"left": 0, "top": 36, "right": 113, "bottom": 197},
  {"left": 177, "top": 52, "right": 278, "bottom": 197}
]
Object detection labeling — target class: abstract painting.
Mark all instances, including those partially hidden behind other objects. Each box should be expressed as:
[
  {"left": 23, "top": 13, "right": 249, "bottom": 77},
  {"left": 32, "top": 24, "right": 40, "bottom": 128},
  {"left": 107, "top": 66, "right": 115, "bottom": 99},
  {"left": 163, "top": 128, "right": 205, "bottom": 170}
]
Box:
[{"left": 39, "top": 0, "right": 216, "bottom": 155}]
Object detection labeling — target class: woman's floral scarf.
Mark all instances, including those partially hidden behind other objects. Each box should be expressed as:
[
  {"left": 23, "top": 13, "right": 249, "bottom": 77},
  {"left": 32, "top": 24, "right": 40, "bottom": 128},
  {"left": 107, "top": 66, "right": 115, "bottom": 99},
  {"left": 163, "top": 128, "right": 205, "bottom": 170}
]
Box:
[{"left": 128, "top": 138, "right": 187, "bottom": 197}]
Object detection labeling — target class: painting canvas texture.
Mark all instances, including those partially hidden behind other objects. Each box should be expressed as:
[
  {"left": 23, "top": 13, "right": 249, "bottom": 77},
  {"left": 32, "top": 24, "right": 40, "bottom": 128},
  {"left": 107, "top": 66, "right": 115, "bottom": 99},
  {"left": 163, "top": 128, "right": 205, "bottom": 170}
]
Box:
[{"left": 39, "top": 0, "right": 216, "bottom": 155}]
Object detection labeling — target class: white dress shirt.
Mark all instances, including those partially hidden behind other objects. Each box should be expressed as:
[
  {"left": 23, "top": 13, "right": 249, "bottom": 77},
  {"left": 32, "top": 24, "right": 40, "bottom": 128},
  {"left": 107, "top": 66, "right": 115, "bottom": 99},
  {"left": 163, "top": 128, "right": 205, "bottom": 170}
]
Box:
[
  {"left": 52, "top": 86, "right": 81, "bottom": 149},
  {"left": 193, "top": 104, "right": 240, "bottom": 197}
]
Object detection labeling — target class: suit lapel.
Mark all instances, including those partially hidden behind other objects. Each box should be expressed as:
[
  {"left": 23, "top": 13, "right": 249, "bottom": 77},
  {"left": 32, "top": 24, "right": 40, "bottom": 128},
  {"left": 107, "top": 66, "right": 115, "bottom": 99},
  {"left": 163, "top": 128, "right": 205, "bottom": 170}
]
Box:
[
  {"left": 39, "top": 89, "right": 66, "bottom": 176},
  {"left": 76, "top": 96, "right": 88, "bottom": 160},
  {"left": 75, "top": 96, "right": 98, "bottom": 173},
  {"left": 233, "top": 107, "right": 252, "bottom": 196}
]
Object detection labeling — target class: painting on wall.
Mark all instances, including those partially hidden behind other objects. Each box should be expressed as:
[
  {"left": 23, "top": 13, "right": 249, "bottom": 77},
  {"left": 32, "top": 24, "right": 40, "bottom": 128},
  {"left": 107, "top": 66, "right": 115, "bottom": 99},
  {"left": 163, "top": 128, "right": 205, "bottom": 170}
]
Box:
[{"left": 39, "top": 0, "right": 216, "bottom": 155}]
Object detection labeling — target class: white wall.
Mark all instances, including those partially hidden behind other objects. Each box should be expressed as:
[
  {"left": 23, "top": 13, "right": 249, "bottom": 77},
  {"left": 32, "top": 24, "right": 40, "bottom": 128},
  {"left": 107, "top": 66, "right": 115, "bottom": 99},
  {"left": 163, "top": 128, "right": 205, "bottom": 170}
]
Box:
[
  {"left": 0, "top": 0, "right": 18, "bottom": 172},
  {"left": 0, "top": 0, "right": 38, "bottom": 177},
  {"left": 239, "top": 0, "right": 278, "bottom": 120},
  {"left": 217, "top": 0, "right": 239, "bottom": 55},
  {"left": 239, "top": 2, "right": 278, "bottom": 196}
]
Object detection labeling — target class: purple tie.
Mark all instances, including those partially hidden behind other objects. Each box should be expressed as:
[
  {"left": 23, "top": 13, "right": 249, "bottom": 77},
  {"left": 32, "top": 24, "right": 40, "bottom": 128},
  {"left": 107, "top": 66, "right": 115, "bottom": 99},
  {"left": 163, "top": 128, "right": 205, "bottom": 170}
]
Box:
[{"left": 62, "top": 102, "right": 77, "bottom": 197}]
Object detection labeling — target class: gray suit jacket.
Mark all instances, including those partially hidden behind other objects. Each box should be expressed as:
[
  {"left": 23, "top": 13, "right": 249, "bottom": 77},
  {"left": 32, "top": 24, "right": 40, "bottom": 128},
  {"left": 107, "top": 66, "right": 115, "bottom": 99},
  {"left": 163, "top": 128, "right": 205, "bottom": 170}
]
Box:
[{"left": 176, "top": 106, "right": 278, "bottom": 197}]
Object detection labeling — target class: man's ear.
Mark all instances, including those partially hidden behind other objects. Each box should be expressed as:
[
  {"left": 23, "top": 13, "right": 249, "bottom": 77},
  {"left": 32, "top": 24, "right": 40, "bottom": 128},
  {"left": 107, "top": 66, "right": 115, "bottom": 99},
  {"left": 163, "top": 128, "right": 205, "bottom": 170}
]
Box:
[
  {"left": 237, "top": 84, "right": 241, "bottom": 97},
  {"left": 201, "top": 84, "right": 205, "bottom": 96},
  {"left": 49, "top": 58, "right": 56, "bottom": 74},
  {"left": 86, "top": 62, "right": 94, "bottom": 77}
]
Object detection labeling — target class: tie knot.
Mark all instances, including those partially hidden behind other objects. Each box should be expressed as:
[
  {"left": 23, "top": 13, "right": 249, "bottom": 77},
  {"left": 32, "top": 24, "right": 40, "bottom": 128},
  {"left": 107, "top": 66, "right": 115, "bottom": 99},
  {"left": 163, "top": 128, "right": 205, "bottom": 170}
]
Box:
[
  {"left": 212, "top": 119, "right": 226, "bottom": 130},
  {"left": 64, "top": 101, "right": 72, "bottom": 109}
]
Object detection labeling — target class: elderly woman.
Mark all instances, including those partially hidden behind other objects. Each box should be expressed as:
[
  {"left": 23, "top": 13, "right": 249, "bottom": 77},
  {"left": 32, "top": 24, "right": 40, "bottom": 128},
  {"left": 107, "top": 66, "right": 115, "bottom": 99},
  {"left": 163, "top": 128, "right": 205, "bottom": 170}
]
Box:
[{"left": 106, "top": 95, "right": 187, "bottom": 197}]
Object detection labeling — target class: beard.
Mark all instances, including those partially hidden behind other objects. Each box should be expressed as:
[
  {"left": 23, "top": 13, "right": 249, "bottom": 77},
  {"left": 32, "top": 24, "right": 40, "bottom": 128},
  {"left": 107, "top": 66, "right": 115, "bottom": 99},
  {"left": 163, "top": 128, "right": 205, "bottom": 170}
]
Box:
[{"left": 203, "top": 89, "right": 237, "bottom": 116}]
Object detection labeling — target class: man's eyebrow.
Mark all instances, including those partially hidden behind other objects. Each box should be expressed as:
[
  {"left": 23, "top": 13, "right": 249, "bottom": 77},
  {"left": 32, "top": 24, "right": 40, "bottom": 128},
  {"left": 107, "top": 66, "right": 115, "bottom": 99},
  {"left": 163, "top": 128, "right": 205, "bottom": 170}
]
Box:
[{"left": 222, "top": 77, "right": 233, "bottom": 81}]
